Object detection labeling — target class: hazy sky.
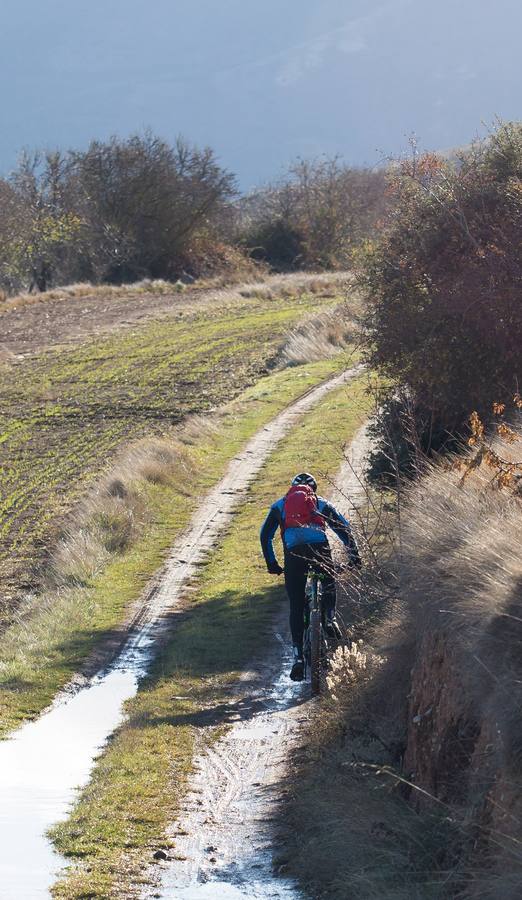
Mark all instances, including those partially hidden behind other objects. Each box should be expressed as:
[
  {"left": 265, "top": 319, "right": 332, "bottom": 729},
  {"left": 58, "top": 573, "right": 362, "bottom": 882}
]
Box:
[{"left": 1, "top": 0, "right": 521, "bottom": 186}]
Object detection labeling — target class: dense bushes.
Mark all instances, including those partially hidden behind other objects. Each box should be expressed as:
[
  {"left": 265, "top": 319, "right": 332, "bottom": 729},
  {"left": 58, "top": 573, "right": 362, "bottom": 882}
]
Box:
[
  {"left": 362, "top": 123, "right": 522, "bottom": 473},
  {"left": 240, "top": 157, "right": 387, "bottom": 271},
  {"left": 0, "top": 133, "right": 236, "bottom": 293},
  {"left": 0, "top": 135, "right": 388, "bottom": 294}
]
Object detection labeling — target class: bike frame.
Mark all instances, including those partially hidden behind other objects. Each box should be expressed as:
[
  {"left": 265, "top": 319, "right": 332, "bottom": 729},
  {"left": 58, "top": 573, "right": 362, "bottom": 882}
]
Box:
[{"left": 303, "top": 569, "right": 327, "bottom": 696}]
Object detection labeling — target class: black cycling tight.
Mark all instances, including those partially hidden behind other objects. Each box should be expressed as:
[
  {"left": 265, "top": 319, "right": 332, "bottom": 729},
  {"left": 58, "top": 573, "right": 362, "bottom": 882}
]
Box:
[{"left": 284, "top": 542, "right": 336, "bottom": 652}]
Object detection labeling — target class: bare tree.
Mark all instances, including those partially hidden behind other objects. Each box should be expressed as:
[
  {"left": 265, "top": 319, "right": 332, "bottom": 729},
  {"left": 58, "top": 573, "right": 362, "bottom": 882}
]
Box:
[
  {"left": 239, "top": 157, "right": 387, "bottom": 270},
  {"left": 0, "top": 132, "right": 237, "bottom": 293},
  {"left": 68, "top": 133, "right": 237, "bottom": 283}
]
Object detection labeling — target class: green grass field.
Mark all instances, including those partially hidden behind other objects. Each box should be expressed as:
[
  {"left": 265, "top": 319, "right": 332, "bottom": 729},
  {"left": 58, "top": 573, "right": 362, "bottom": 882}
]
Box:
[
  {"left": 51, "top": 373, "right": 372, "bottom": 899},
  {"left": 0, "top": 355, "right": 357, "bottom": 737},
  {"left": 0, "top": 288, "right": 336, "bottom": 614}
]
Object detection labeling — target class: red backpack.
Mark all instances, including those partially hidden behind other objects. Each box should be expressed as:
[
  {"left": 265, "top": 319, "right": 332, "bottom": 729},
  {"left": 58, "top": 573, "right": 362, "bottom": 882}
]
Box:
[{"left": 283, "top": 484, "right": 325, "bottom": 530}]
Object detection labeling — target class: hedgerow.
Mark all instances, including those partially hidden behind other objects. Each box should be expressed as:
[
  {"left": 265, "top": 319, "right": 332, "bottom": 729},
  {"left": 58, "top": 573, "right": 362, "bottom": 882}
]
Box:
[{"left": 362, "top": 122, "right": 522, "bottom": 476}]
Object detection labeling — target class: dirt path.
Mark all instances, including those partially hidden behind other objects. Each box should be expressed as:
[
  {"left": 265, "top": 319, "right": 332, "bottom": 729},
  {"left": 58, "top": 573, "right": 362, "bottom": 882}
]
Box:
[
  {"left": 121, "top": 364, "right": 365, "bottom": 658},
  {"left": 147, "top": 632, "right": 304, "bottom": 900},
  {"left": 0, "top": 272, "right": 348, "bottom": 356},
  {"left": 0, "top": 365, "right": 364, "bottom": 900},
  {"left": 143, "top": 423, "right": 372, "bottom": 900}
]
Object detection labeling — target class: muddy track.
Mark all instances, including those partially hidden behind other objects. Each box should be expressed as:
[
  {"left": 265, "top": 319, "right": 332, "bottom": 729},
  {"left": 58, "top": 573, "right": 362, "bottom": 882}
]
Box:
[
  {"left": 124, "top": 366, "right": 365, "bottom": 644},
  {"left": 0, "top": 365, "right": 365, "bottom": 900},
  {"left": 74, "top": 364, "right": 366, "bottom": 685},
  {"left": 143, "top": 422, "right": 371, "bottom": 900},
  {"left": 147, "top": 629, "right": 303, "bottom": 900}
]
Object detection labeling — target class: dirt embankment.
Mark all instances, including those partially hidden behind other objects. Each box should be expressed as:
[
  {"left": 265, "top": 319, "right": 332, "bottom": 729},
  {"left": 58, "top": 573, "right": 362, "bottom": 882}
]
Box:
[
  {"left": 397, "top": 452, "right": 522, "bottom": 897},
  {"left": 403, "top": 616, "right": 522, "bottom": 896},
  {"left": 280, "top": 436, "right": 522, "bottom": 899}
]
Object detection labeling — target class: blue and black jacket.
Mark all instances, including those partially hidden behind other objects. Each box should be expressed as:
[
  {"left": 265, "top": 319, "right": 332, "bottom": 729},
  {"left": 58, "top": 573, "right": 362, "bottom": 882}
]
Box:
[{"left": 260, "top": 494, "right": 360, "bottom": 568}]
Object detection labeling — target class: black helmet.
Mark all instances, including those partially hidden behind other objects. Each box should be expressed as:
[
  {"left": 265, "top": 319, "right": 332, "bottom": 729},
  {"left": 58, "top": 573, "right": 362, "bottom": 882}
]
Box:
[{"left": 291, "top": 472, "right": 317, "bottom": 492}]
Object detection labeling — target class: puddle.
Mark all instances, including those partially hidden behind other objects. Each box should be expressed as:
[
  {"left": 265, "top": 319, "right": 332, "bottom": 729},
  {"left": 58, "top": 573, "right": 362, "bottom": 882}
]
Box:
[
  {"left": 0, "top": 372, "right": 365, "bottom": 899},
  {"left": 0, "top": 632, "right": 153, "bottom": 899}
]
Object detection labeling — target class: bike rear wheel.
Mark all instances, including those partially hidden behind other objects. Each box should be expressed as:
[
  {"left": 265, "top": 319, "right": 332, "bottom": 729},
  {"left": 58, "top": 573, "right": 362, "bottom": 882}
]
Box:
[{"left": 310, "top": 607, "right": 322, "bottom": 696}]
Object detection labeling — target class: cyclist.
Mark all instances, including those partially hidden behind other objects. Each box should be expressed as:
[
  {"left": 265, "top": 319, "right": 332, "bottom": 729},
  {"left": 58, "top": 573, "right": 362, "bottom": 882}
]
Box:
[{"left": 260, "top": 472, "right": 361, "bottom": 681}]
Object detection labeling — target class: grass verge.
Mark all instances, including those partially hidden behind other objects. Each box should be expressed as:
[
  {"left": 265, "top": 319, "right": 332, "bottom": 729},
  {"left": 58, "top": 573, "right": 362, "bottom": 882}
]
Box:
[
  {"left": 50, "top": 374, "right": 372, "bottom": 898},
  {"left": 0, "top": 354, "right": 358, "bottom": 737},
  {"left": 0, "top": 283, "right": 343, "bottom": 611}
]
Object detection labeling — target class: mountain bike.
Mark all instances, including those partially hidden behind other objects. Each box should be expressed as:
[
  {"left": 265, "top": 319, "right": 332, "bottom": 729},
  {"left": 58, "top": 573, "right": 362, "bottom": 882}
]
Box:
[{"left": 303, "top": 570, "right": 330, "bottom": 696}]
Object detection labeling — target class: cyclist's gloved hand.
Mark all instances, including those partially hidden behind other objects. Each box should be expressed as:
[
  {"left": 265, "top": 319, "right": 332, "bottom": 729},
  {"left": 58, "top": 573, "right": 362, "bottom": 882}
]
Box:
[
  {"left": 347, "top": 553, "right": 362, "bottom": 569},
  {"left": 267, "top": 561, "right": 284, "bottom": 576}
]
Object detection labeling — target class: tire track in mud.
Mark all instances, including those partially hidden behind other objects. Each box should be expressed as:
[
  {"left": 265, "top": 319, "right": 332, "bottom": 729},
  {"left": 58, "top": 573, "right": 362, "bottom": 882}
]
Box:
[
  {"left": 69, "top": 365, "right": 365, "bottom": 685},
  {"left": 144, "top": 422, "right": 372, "bottom": 900},
  {"left": 130, "top": 366, "right": 365, "bottom": 637},
  {"left": 0, "top": 366, "right": 365, "bottom": 900}
]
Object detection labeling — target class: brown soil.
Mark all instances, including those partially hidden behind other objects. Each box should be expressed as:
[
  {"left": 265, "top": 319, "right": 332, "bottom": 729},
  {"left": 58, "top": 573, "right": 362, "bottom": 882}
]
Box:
[{"left": 0, "top": 272, "right": 347, "bottom": 357}]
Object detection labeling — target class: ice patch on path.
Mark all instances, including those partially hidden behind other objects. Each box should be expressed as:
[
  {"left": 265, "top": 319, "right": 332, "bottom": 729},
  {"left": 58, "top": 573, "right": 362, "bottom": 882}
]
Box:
[
  {"left": 0, "top": 368, "right": 365, "bottom": 898},
  {"left": 0, "top": 666, "right": 139, "bottom": 899},
  {"left": 171, "top": 882, "right": 298, "bottom": 898}
]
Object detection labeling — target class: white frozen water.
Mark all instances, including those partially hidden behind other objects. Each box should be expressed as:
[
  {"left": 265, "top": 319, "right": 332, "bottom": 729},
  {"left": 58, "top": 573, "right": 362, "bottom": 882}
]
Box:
[{"left": 0, "top": 367, "right": 364, "bottom": 898}]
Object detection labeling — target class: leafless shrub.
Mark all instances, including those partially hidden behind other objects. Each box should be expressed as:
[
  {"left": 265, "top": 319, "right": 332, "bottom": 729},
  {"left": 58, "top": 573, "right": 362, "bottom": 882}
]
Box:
[
  {"left": 0, "top": 133, "right": 239, "bottom": 295},
  {"left": 239, "top": 157, "right": 388, "bottom": 271}
]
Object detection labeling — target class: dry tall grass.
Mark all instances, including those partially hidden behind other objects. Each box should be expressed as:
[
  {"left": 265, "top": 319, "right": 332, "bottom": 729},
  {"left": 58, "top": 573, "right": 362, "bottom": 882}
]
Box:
[
  {"left": 282, "top": 429, "right": 522, "bottom": 898},
  {"left": 395, "top": 434, "right": 522, "bottom": 896},
  {"left": 1, "top": 278, "right": 187, "bottom": 311},
  {"left": 47, "top": 418, "right": 217, "bottom": 593},
  {"left": 0, "top": 270, "right": 349, "bottom": 316},
  {"left": 277, "top": 297, "right": 362, "bottom": 368},
  {"left": 401, "top": 442, "right": 522, "bottom": 651}
]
